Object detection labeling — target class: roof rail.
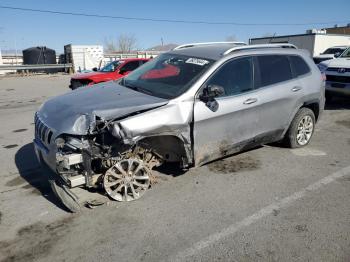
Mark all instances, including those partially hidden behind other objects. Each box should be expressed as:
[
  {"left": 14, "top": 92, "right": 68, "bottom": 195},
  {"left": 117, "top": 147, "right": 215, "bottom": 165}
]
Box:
[
  {"left": 173, "top": 41, "right": 246, "bottom": 50},
  {"left": 223, "top": 43, "right": 297, "bottom": 55}
]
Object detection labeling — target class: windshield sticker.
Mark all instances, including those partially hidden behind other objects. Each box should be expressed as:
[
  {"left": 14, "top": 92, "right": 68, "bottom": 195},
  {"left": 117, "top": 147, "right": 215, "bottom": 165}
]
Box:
[{"left": 185, "top": 58, "right": 209, "bottom": 66}]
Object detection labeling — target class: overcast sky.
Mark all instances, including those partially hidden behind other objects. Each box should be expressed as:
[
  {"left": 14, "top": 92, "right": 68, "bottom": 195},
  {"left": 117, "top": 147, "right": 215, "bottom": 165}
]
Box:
[{"left": 0, "top": 0, "right": 349, "bottom": 53}]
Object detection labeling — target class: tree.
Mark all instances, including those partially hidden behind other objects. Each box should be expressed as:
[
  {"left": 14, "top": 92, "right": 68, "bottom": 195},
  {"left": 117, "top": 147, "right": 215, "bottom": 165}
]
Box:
[
  {"left": 117, "top": 33, "right": 137, "bottom": 53},
  {"left": 261, "top": 33, "right": 275, "bottom": 38},
  {"left": 103, "top": 34, "right": 138, "bottom": 53},
  {"left": 225, "top": 35, "right": 237, "bottom": 42},
  {"left": 103, "top": 37, "right": 117, "bottom": 52}
]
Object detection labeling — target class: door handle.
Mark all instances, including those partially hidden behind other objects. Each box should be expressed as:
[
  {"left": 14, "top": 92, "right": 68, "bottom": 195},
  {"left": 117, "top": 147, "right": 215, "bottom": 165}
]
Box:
[
  {"left": 243, "top": 98, "right": 257, "bottom": 105},
  {"left": 291, "top": 86, "right": 302, "bottom": 92}
]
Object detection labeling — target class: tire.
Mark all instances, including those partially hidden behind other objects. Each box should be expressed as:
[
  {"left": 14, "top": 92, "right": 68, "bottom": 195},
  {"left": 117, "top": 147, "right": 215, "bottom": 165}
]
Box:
[{"left": 284, "top": 108, "right": 315, "bottom": 148}]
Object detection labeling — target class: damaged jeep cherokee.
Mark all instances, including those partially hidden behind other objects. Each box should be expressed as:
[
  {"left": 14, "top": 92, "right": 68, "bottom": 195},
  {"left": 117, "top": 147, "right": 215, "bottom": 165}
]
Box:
[{"left": 34, "top": 42, "right": 324, "bottom": 211}]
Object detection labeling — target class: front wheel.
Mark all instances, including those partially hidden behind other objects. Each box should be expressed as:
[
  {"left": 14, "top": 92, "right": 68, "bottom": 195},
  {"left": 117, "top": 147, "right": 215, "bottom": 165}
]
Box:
[{"left": 284, "top": 108, "right": 315, "bottom": 148}]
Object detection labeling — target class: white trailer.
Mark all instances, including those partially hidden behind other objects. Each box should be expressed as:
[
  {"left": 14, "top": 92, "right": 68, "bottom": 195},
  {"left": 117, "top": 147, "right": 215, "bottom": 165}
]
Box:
[
  {"left": 64, "top": 44, "right": 104, "bottom": 72},
  {"left": 249, "top": 32, "right": 350, "bottom": 57}
]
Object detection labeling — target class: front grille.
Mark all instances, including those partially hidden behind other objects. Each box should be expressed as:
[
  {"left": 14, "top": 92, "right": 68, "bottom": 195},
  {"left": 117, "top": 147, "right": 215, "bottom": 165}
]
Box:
[
  {"left": 326, "top": 67, "right": 350, "bottom": 73},
  {"left": 34, "top": 113, "right": 53, "bottom": 145},
  {"left": 326, "top": 74, "right": 350, "bottom": 83},
  {"left": 70, "top": 79, "right": 91, "bottom": 89}
]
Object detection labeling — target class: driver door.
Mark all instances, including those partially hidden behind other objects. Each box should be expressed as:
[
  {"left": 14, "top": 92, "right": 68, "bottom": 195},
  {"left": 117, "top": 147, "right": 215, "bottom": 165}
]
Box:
[{"left": 193, "top": 56, "right": 259, "bottom": 165}]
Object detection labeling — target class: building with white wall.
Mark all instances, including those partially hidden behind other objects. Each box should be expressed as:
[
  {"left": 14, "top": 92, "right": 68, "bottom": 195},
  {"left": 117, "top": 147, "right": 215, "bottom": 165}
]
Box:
[{"left": 249, "top": 31, "right": 350, "bottom": 57}]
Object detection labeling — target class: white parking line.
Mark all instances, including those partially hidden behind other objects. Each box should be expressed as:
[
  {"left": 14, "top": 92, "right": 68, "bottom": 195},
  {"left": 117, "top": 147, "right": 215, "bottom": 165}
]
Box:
[{"left": 173, "top": 165, "right": 350, "bottom": 261}]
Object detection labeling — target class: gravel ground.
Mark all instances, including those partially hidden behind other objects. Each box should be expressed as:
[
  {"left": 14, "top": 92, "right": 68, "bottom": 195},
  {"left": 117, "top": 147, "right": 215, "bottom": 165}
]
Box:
[{"left": 0, "top": 75, "right": 349, "bottom": 262}]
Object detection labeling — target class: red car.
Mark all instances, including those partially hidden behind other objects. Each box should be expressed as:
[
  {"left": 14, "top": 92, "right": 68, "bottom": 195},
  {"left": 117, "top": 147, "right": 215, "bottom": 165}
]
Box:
[{"left": 69, "top": 58, "right": 149, "bottom": 89}]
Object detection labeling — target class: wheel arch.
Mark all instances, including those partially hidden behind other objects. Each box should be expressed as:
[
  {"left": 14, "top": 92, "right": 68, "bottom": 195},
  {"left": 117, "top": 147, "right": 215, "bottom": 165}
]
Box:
[
  {"left": 136, "top": 134, "right": 192, "bottom": 167},
  {"left": 302, "top": 100, "right": 320, "bottom": 122},
  {"left": 283, "top": 99, "right": 320, "bottom": 137}
]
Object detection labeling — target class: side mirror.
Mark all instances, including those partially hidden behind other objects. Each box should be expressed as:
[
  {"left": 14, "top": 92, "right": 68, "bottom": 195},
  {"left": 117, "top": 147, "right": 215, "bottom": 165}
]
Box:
[
  {"left": 200, "top": 84, "right": 224, "bottom": 101},
  {"left": 92, "top": 67, "right": 98, "bottom": 72},
  {"left": 334, "top": 52, "right": 341, "bottom": 58}
]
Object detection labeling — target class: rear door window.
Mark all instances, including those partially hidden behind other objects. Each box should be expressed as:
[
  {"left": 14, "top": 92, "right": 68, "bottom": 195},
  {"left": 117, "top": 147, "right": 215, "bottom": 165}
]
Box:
[
  {"left": 289, "top": 55, "right": 310, "bottom": 77},
  {"left": 256, "top": 55, "right": 293, "bottom": 87}
]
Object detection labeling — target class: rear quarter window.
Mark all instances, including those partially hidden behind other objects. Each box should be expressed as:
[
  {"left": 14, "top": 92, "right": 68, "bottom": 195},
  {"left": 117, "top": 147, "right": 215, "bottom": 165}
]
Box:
[
  {"left": 289, "top": 55, "right": 311, "bottom": 77},
  {"left": 256, "top": 55, "right": 293, "bottom": 87}
]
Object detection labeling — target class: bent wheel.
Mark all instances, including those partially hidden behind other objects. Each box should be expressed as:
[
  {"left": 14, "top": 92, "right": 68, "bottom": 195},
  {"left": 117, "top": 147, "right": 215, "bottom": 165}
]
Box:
[{"left": 103, "top": 158, "right": 151, "bottom": 202}]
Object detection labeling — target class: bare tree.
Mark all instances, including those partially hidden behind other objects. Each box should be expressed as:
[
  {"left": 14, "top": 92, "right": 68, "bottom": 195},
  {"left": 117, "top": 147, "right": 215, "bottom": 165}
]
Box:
[
  {"left": 261, "top": 32, "right": 275, "bottom": 38},
  {"left": 104, "top": 37, "right": 117, "bottom": 52},
  {"left": 225, "top": 35, "right": 237, "bottom": 42},
  {"left": 117, "top": 34, "right": 137, "bottom": 53}
]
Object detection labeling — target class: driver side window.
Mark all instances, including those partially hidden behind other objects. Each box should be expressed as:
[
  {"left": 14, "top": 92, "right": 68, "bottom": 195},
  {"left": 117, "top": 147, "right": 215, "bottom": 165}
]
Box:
[
  {"left": 207, "top": 57, "right": 253, "bottom": 97},
  {"left": 120, "top": 61, "right": 141, "bottom": 72}
]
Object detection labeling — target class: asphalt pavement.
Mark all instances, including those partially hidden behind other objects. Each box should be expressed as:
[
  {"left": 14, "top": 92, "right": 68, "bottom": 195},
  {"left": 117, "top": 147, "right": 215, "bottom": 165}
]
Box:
[{"left": 0, "top": 74, "right": 349, "bottom": 262}]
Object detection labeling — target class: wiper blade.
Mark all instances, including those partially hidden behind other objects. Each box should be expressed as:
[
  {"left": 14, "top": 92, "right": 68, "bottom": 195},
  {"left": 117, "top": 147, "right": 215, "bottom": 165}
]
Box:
[{"left": 123, "top": 81, "right": 154, "bottom": 96}]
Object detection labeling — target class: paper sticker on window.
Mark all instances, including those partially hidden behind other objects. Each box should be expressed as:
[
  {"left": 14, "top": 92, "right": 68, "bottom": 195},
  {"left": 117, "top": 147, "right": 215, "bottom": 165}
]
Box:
[{"left": 185, "top": 58, "right": 209, "bottom": 66}]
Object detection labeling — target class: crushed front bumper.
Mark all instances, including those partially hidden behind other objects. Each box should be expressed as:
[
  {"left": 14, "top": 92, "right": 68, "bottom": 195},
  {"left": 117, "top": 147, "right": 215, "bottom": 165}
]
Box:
[{"left": 33, "top": 138, "right": 57, "bottom": 173}]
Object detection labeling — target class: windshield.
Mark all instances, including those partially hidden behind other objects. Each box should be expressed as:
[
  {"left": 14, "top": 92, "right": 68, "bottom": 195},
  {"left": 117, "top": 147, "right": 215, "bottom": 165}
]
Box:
[
  {"left": 322, "top": 48, "right": 345, "bottom": 55},
  {"left": 340, "top": 47, "right": 350, "bottom": 58},
  {"left": 100, "top": 61, "right": 123, "bottom": 72},
  {"left": 120, "top": 53, "right": 214, "bottom": 99}
]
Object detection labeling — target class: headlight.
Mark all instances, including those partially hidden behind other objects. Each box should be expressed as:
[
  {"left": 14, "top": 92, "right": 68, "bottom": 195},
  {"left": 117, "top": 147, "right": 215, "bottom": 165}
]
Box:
[
  {"left": 55, "top": 136, "right": 84, "bottom": 149},
  {"left": 55, "top": 137, "right": 66, "bottom": 148}
]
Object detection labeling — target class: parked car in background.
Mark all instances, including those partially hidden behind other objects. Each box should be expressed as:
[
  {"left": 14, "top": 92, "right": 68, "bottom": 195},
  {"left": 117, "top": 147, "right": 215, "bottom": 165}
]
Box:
[
  {"left": 35, "top": 42, "right": 324, "bottom": 211},
  {"left": 313, "top": 46, "right": 348, "bottom": 64},
  {"left": 318, "top": 47, "right": 350, "bottom": 100},
  {"left": 69, "top": 58, "right": 150, "bottom": 89}
]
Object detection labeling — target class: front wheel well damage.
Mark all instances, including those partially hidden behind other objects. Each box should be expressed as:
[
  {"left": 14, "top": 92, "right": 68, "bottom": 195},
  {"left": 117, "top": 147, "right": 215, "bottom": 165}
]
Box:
[{"left": 137, "top": 135, "right": 189, "bottom": 166}]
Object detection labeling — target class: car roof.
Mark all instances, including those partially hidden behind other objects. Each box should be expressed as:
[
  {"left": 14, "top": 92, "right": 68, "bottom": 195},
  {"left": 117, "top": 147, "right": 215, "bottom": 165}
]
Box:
[
  {"left": 326, "top": 46, "right": 348, "bottom": 49},
  {"left": 119, "top": 58, "right": 149, "bottom": 62},
  {"left": 169, "top": 44, "right": 238, "bottom": 60},
  {"left": 168, "top": 43, "right": 301, "bottom": 61}
]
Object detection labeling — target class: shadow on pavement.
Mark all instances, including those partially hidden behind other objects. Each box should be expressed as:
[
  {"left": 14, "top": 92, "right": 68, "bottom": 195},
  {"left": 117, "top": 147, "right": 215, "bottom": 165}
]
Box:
[
  {"left": 155, "top": 162, "right": 187, "bottom": 177},
  {"left": 325, "top": 96, "right": 350, "bottom": 110},
  {"left": 15, "top": 142, "right": 70, "bottom": 212}
]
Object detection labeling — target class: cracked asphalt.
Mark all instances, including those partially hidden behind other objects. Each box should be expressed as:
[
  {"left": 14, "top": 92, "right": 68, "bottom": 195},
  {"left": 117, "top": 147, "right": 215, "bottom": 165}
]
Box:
[{"left": 0, "top": 75, "right": 349, "bottom": 262}]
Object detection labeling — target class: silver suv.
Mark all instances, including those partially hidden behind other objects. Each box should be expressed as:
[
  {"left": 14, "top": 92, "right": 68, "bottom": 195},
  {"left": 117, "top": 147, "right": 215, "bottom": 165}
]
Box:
[{"left": 34, "top": 42, "right": 325, "bottom": 211}]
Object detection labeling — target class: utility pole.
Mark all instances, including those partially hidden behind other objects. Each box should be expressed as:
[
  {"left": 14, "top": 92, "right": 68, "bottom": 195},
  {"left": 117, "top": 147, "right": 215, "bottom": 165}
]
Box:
[{"left": 14, "top": 38, "right": 18, "bottom": 65}]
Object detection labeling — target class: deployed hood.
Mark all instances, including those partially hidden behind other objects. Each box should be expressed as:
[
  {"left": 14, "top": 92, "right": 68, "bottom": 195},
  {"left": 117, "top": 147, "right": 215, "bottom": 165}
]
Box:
[
  {"left": 38, "top": 81, "right": 168, "bottom": 135},
  {"left": 314, "top": 54, "right": 334, "bottom": 59},
  {"left": 321, "top": 57, "right": 350, "bottom": 68}
]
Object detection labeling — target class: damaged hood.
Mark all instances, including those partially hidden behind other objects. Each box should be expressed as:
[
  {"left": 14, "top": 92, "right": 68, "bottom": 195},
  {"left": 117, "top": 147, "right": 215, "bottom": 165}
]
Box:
[
  {"left": 321, "top": 57, "right": 350, "bottom": 68},
  {"left": 38, "top": 81, "right": 168, "bottom": 135}
]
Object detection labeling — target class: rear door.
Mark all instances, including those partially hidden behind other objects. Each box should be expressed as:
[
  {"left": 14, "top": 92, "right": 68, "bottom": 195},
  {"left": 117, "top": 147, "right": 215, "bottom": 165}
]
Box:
[
  {"left": 193, "top": 56, "right": 260, "bottom": 165},
  {"left": 252, "top": 54, "right": 305, "bottom": 141}
]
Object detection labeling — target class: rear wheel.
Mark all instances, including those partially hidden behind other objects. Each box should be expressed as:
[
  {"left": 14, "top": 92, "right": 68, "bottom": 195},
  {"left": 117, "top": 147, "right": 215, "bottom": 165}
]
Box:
[{"left": 284, "top": 108, "right": 315, "bottom": 148}]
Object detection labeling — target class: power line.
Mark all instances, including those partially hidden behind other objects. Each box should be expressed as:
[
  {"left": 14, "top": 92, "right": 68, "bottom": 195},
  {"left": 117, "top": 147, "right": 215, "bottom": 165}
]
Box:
[{"left": 0, "top": 5, "right": 348, "bottom": 26}]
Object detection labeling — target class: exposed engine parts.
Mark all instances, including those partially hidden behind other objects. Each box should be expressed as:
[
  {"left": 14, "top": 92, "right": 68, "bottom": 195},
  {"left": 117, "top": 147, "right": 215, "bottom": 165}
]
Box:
[{"left": 54, "top": 127, "right": 163, "bottom": 207}]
